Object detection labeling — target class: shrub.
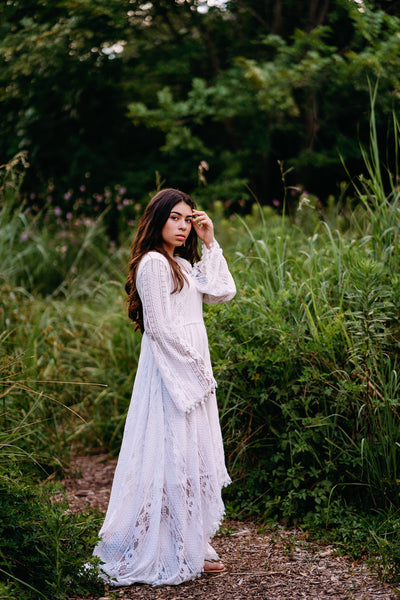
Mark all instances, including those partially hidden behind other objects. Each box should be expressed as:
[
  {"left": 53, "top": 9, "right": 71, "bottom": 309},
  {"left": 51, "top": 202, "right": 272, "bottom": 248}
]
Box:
[
  {"left": 0, "top": 470, "right": 104, "bottom": 600},
  {"left": 207, "top": 103, "right": 400, "bottom": 559}
]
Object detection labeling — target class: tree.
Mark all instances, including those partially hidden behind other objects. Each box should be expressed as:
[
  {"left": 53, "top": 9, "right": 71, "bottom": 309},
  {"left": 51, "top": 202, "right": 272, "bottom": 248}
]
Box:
[
  {"left": 0, "top": 1, "right": 133, "bottom": 191},
  {"left": 1, "top": 0, "right": 399, "bottom": 209},
  {"left": 128, "top": 0, "right": 400, "bottom": 206}
]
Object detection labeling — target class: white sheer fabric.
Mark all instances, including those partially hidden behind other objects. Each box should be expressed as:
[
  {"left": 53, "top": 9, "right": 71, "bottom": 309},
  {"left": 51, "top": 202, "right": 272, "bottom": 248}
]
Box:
[{"left": 93, "top": 239, "right": 236, "bottom": 586}]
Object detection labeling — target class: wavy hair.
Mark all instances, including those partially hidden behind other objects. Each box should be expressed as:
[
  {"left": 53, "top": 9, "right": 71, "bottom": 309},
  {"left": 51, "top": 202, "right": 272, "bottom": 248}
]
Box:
[{"left": 125, "top": 188, "right": 200, "bottom": 332}]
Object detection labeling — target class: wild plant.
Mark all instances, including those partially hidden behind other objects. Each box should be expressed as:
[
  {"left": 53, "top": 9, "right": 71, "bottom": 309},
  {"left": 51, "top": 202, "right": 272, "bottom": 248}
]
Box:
[{"left": 213, "top": 95, "right": 400, "bottom": 530}]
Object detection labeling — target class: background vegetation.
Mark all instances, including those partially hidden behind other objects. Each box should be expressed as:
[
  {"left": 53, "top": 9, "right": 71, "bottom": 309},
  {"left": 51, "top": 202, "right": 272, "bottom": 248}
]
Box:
[
  {"left": 2, "top": 98, "right": 400, "bottom": 596},
  {"left": 2, "top": 0, "right": 400, "bottom": 598},
  {"left": 1, "top": 0, "right": 400, "bottom": 220}
]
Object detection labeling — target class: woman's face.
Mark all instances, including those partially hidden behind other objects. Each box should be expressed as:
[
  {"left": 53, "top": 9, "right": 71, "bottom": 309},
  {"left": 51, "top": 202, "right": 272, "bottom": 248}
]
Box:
[{"left": 161, "top": 201, "right": 193, "bottom": 256}]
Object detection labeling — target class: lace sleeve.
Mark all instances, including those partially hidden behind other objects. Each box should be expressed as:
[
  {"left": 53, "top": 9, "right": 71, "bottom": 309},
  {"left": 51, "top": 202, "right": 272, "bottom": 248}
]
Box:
[
  {"left": 137, "top": 253, "right": 216, "bottom": 413},
  {"left": 192, "top": 239, "right": 236, "bottom": 305}
]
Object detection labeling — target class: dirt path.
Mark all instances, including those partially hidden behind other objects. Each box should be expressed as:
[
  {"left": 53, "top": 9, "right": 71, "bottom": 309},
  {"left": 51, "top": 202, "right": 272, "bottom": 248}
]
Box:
[{"left": 64, "top": 455, "right": 399, "bottom": 600}]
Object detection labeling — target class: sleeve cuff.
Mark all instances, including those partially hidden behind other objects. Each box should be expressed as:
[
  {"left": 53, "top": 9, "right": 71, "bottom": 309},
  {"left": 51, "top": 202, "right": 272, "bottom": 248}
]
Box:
[{"left": 202, "top": 238, "right": 219, "bottom": 252}]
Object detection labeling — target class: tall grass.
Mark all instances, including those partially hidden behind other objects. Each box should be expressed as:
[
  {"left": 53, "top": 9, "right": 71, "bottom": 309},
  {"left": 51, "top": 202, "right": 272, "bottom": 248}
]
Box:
[
  {"left": 2, "top": 97, "right": 400, "bottom": 591},
  {"left": 204, "top": 102, "right": 400, "bottom": 578},
  {"left": 0, "top": 340, "right": 107, "bottom": 599},
  {"left": 0, "top": 157, "right": 125, "bottom": 598}
]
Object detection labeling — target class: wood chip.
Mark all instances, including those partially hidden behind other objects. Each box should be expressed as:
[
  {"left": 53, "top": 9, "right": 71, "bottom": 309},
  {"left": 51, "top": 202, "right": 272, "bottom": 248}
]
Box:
[{"left": 63, "top": 454, "right": 400, "bottom": 600}]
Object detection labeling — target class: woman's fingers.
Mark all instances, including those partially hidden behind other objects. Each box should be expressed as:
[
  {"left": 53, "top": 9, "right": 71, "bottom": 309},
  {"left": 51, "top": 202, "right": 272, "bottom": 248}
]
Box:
[
  {"left": 192, "top": 210, "right": 214, "bottom": 246},
  {"left": 192, "top": 210, "right": 212, "bottom": 229}
]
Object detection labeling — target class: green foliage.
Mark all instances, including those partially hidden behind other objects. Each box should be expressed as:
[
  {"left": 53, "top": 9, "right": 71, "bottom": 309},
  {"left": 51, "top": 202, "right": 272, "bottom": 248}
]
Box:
[
  {"left": 0, "top": 0, "right": 130, "bottom": 190},
  {"left": 127, "top": 2, "right": 400, "bottom": 206},
  {"left": 1, "top": 1, "right": 400, "bottom": 206},
  {"left": 0, "top": 156, "right": 134, "bottom": 597},
  {"left": 0, "top": 158, "right": 143, "bottom": 296},
  {"left": 2, "top": 96, "right": 400, "bottom": 587},
  {"left": 0, "top": 471, "right": 104, "bottom": 600},
  {"left": 216, "top": 201, "right": 400, "bottom": 518},
  {"left": 207, "top": 103, "right": 400, "bottom": 545},
  {"left": 306, "top": 504, "right": 400, "bottom": 584},
  {"left": 1, "top": 275, "right": 140, "bottom": 463},
  {"left": 0, "top": 154, "right": 141, "bottom": 464}
]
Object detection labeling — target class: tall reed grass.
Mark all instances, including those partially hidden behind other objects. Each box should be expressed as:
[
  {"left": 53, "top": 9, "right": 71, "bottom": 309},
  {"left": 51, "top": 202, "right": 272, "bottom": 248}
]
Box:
[
  {"left": 0, "top": 156, "right": 123, "bottom": 598},
  {"left": 205, "top": 100, "right": 400, "bottom": 578},
  {"left": 1, "top": 96, "right": 400, "bottom": 591}
]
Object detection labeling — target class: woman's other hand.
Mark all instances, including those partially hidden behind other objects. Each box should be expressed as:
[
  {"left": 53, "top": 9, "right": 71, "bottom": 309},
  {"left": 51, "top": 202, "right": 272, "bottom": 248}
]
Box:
[{"left": 192, "top": 210, "right": 214, "bottom": 248}]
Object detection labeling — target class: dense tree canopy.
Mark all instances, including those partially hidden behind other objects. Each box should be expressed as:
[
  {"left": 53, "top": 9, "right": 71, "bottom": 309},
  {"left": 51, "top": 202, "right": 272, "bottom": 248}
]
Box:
[{"left": 1, "top": 0, "right": 399, "bottom": 209}]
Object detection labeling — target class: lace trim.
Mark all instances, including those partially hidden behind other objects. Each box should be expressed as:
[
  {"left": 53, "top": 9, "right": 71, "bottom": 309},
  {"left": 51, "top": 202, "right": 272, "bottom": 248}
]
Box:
[
  {"left": 138, "top": 254, "right": 216, "bottom": 413},
  {"left": 192, "top": 239, "right": 236, "bottom": 304}
]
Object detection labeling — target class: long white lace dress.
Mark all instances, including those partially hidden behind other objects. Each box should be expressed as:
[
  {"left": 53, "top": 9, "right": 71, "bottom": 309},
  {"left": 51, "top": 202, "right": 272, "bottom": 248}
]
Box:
[{"left": 93, "top": 239, "right": 236, "bottom": 586}]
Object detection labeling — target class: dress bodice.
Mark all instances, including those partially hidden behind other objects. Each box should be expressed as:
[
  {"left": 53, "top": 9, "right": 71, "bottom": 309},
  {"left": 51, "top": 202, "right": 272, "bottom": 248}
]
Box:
[{"left": 135, "top": 239, "right": 236, "bottom": 414}]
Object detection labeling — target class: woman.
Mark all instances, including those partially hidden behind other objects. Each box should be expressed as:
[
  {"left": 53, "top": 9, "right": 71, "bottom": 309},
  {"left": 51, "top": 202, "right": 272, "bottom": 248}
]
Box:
[{"left": 93, "top": 188, "right": 236, "bottom": 586}]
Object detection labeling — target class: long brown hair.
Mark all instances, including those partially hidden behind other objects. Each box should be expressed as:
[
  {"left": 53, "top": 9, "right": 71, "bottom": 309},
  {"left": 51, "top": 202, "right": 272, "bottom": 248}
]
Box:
[{"left": 125, "top": 188, "right": 200, "bottom": 332}]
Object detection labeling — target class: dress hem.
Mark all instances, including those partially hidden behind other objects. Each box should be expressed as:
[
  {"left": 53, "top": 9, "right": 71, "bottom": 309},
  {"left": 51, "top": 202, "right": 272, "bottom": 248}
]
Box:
[{"left": 97, "top": 488, "right": 231, "bottom": 588}]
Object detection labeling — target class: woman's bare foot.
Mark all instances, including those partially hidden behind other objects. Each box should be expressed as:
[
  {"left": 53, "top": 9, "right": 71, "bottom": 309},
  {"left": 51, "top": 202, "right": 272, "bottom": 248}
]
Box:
[{"left": 204, "top": 560, "right": 226, "bottom": 573}]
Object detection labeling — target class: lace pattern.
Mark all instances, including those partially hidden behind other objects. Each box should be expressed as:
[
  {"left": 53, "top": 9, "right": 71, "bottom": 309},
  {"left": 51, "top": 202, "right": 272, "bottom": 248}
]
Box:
[{"left": 93, "top": 239, "right": 235, "bottom": 586}]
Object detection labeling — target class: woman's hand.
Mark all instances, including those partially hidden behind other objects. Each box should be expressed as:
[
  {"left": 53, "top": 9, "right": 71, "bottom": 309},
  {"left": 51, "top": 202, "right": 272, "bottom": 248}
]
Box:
[{"left": 192, "top": 210, "right": 214, "bottom": 248}]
